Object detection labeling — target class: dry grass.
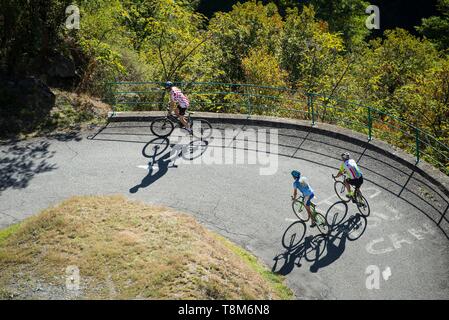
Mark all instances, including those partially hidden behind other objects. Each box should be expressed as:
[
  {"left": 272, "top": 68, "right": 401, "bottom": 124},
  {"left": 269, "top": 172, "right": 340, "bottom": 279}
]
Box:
[{"left": 0, "top": 195, "right": 293, "bottom": 300}]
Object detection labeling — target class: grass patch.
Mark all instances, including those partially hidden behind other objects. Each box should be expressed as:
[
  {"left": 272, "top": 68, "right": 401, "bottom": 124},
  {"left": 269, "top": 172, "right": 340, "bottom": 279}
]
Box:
[
  {"left": 0, "top": 195, "right": 293, "bottom": 300},
  {"left": 0, "top": 223, "right": 21, "bottom": 246},
  {"left": 212, "top": 233, "right": 294, "bottom": 300}
]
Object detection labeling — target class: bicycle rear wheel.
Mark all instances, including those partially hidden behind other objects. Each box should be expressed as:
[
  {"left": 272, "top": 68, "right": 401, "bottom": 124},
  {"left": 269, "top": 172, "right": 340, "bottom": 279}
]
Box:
[
  {"left": 314, "top": 212, "right": 330, "bottom": 235},
  {"left": 334, "top": 181, "right": 349, "bottom": 203},
  {"left": 151, "top": 118, "right": 174, "bottom": 137},
  {"left": 190, "top": 118, "right": 213, "bottom": 139},
  {"left": 356, "top": 193, "right": 370, "bottom": 217},
  {"left": 292, "top": 200, "right": 310, "bottom": 222}
]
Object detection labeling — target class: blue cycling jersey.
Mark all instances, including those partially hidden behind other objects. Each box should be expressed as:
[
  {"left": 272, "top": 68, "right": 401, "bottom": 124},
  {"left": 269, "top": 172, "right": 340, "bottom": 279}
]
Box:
[{"left": 293, "top": 177, "right": 314, "bottom": 197}]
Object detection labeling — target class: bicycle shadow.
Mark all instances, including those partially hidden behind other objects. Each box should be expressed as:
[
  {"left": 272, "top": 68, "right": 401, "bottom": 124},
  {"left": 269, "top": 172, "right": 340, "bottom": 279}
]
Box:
[
  {"left": 130, "top": 137, "right": 173, "bottom": 193},
  {"left": 272, "top": 220, "right": 328, "bottom": 275},
  {"left": 272, "top": 201, "right": 368, "bottom": 275},
  {"left": 129, "top": 136, "right": 209, "bottom": 193}
]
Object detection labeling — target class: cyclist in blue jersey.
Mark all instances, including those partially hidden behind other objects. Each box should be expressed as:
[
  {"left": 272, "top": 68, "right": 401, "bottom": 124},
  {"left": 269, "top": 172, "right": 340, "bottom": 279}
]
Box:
[{"left": 291, "top": 170, "right": 317, "bottom": 227}]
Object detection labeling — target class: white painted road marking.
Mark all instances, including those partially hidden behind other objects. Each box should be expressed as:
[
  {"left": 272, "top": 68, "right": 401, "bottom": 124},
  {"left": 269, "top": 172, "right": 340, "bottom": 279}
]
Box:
[
  {"left": 368, "top": 188, "right": 381, "bottom": 199},
  {"left": 365, "top": 223, "right": 436, "bottom": 254},
  {"left": 137, "top": 165, "right": 159, "bottom": 170}
]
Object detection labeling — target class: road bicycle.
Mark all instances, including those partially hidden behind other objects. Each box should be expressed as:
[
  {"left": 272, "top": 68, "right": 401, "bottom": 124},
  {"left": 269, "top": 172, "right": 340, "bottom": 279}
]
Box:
[
  {"left": 332, "top": 174, "right": 370, "bottom": 217},
  {"left": 150, "top": 107, "right": 213, "bottom": 139},
  {"left": 291, "top": 196, "right": 330, "bottom": 235}
]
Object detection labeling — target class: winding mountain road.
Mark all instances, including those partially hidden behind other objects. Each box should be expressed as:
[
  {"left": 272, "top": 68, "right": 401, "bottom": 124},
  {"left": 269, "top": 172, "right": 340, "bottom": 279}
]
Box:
[{"left": 1, "top": 115, "right": 448, "bottom": 299}]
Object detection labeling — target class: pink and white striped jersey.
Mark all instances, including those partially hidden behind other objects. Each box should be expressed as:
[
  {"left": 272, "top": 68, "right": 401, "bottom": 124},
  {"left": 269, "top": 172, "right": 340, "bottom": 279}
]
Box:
[{"left": 169, "top": 87, "right": 190, "bottom": 108}]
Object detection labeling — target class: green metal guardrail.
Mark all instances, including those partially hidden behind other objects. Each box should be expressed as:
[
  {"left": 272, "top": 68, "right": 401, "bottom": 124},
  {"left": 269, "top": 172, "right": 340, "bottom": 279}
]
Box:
[{"left": 106, "top": 81, "right": 449, "bottom": 175}]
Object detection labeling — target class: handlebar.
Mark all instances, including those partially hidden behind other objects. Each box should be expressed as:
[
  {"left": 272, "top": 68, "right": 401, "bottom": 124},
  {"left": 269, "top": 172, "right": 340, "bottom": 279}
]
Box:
[{"left": 333, "top": 173, "right": 346, "bottom": 181}]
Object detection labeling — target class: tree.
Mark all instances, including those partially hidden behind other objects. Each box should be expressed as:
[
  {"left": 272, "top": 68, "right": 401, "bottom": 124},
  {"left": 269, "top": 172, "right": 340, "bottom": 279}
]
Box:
[
  {"left": 265, "top": 0, "right": 370, "bottom": 46},
  {"left": 280, "top": 6, "right": 345, "bottom": 93},
  {"left": 416, "top": 0, "right": 449, "bottom": 52},
  {"left": 242, "top": 47, "right": 287, "bottom": 86},
  {"left": 310, "top": 0, "right": 369, "bottom": 47},
  {"left": 393, "top": 58, "right": 449, "bottom": 142},
  {"left": 347, "top": 29, "right": 440, "bottom": 114},
  {"left": 207, "top": 0, "right": 283, "bottom": 83},
  {"left": 0, "top": 0, "right": 72, "bottom": 76},
  {"left": 241, "top": 47, "right": 289, "bottom": 114}
]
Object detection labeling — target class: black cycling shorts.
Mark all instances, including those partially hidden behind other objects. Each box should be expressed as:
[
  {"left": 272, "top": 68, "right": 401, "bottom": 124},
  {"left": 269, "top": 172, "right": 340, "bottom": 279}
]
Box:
[
  {"left": 177, "top": 106, "right": 187, "bottom": 116},
  {"left": 346, "top": 175, "right": 363, "bottom": 188}
]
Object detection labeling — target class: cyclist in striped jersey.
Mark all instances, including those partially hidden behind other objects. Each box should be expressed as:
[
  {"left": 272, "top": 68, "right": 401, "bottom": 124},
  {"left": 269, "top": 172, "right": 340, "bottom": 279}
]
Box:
[
  {"left": 335, "top": 152, "right": 364, "bottom": 199},
  {"left": 165, "top": 81, "right": 192, "bottom": 134}
]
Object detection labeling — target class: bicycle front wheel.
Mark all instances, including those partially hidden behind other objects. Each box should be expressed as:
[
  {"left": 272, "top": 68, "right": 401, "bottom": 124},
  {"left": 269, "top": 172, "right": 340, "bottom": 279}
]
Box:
[
  {"left": 151, "top": 118, "right": 174, "bottom": 137},
  {"left": 334, "top": 181, "right": 349, "bottom": 203},
  {"left": 314, "top": 213, "right": 330, "bottom": 235},
  {"left": 292, "top": 200, "right": 310, "bottom": 222},
  {"left": 190, "top": 118, "right": 213, "bottom": 139},
  {"left": 356, "top": 194, "right": 370, "bottom": 217}
]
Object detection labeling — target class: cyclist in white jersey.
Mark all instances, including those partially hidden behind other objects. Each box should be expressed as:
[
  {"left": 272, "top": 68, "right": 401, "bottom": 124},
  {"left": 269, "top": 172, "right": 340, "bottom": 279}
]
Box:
[
  {"left": 164, "top": 81, "right": 192, "bottom": 133},
  {"left": 335, "top": 152, "right": 364, "bottom": 198}
]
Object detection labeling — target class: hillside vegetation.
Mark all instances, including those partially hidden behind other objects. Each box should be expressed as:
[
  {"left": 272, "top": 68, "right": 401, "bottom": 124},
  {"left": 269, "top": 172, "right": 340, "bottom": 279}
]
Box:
[
  {"left": 0, "top": 0, "right": 448, "bottom": 172},
  {"left": 0, "top": 195, "right": 293, "bottom": 299}
]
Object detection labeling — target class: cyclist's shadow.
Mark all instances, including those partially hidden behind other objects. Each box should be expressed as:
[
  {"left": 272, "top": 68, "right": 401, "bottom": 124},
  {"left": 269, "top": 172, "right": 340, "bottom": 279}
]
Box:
[
  {"left": 309, "top": 210, "right": 366, "bottom": 273},
  {"left": 129, "top": 136, "right": 209, "bottom": 193},
  {"left": 272, "top": 201, "right": 368, "bottom": 275},
  {"left": 129, "top": 137, "right": 178, "bottom": 194},
  {"left": 272, "top": 221, "right": 327, "bottom": 275}
]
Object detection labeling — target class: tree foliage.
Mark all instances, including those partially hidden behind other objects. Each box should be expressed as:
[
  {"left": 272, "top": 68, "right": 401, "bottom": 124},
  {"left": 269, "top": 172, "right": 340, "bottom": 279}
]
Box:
[
  {"left": 207, "top": 1, "right": 283, "bottom": 82},
  {"left": 280, "top": 6, "right": 345, "bottom": 92},
  {"left": 0, "top": 0, "right": 72, "bottom": 75},
  {"left": 1, "top": 0, "right": 448, "bottom": 171},
  {"left": 416, "top": 0, "right": 449, "bottom": 52}
]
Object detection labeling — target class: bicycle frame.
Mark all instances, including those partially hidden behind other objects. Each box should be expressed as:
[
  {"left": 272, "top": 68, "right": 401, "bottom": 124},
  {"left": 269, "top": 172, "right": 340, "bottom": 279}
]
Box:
[
  {"left": 333, "top": 174, "right": 362, "bottom": 202},
  {"left": 293, "top": 196, "right": 329, "bottom": 234},
  {"left": 295, "top": 196, "right": 316, "bottom": 214},
  {"left": 165, "top": 107, "right": 191, "bottom": 127},
  {"left": 333, "top": 174, "right": 362, "bottom": 195}
]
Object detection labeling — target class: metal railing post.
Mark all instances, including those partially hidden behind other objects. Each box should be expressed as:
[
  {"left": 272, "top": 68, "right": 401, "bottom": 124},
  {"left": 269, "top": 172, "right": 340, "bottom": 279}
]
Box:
[
  {"left": 246, "top": 97, "right": 252, "bottom": 118},
  {"left": 306, "top": 93, "right": 310, "bottom": 116},
  {"left": 368, "top": 106, "right": 372, "bottom": 141},
  {"left": 415, "top": 128, "right": 420, "bottom": 164},
  {"left": 109, "top": 82, "right": 116, "bottom": 117},
  {"left": 245, "top": 85, "right": 252, "bottom": 118},
  {"left": 309, "top": 94, "right": 315, "bottom": 126}
]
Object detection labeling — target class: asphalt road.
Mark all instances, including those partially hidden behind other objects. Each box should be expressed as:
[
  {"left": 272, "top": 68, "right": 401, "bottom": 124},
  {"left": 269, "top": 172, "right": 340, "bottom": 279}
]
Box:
[{"left": 1, "top": 120, "right": 448, "bottom": 299}]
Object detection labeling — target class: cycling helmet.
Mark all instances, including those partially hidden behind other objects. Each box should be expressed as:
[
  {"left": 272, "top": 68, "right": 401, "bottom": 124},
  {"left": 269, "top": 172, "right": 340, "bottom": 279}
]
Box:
[
  {"left": 164, "top": 81, "right": 174, "bottom": 89},
  {"left": 341, "top": 152, "right": 350, "bottom": 160},
  {"left": 291, "top": 170, "right": 301, "bottom": 179}
]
